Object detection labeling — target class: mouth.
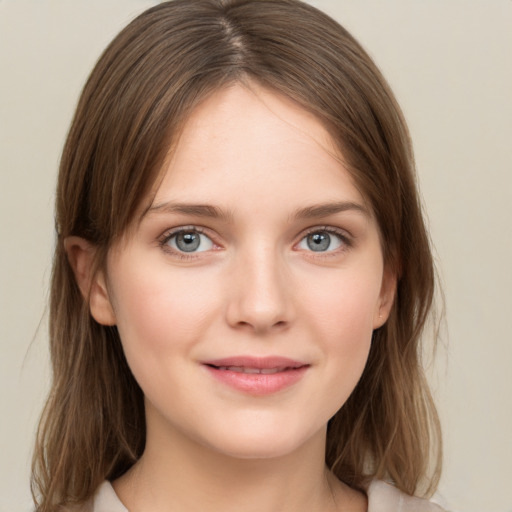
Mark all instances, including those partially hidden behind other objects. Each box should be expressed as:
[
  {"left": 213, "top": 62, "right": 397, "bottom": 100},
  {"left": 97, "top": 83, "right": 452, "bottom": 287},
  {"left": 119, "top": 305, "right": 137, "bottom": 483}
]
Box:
[
  {"left": 201, "top": 356, "right": 309, "bottom": 395},
  {"left": 208, "top": 365, "right": 298, "bottom": 374}
]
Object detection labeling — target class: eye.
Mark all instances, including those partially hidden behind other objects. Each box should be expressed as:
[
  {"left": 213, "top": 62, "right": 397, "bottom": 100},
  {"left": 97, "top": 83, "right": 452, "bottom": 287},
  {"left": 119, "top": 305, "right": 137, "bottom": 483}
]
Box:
[
  {"left": 164, "top": 229, "right": 214, "bottom": 253},
  {"left": 297, "top": 229, "right": 346, "bottom": 252}
]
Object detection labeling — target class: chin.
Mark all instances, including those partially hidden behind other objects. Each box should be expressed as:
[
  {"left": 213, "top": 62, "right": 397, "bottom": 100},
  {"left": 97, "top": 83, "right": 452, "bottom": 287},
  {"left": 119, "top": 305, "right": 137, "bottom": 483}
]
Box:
[{"left": 198, "top": 421, "right": 324, "bottom": 461}]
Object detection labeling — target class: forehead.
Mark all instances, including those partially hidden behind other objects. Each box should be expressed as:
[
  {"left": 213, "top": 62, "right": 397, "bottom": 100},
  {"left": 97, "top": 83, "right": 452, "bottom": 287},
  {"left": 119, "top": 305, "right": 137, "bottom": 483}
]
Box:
[{"left": 149, "top": 82, "right": 366, "bottom": 215}]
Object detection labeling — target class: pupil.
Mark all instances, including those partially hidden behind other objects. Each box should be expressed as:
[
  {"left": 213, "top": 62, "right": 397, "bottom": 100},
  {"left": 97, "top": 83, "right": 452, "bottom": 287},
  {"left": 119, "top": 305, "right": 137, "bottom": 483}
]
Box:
[
  {"left": 177, "top": 232, "right": 200, "bottom": 252},
  {"left": 307, "top": 232, "right": 330, "bottom": 252}
]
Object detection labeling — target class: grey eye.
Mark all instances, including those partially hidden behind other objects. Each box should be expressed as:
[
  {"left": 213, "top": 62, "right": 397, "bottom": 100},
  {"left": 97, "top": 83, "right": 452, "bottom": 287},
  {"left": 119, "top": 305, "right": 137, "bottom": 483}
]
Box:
[
  {"left": 307, "top": 232, "right": 330, "bottom": 251},
  {"left": 298, "top": 231, "right": 343, "bottom": 252},
  {"left": 168, "top": 231, "right": 214, "bottom": 253}
]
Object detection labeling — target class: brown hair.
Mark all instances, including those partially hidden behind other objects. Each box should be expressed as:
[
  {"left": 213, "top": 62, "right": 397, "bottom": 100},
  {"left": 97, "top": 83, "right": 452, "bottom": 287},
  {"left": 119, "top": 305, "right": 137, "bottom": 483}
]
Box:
[{"left": 32, "top": 0, "right": 442, "bottom": 509}]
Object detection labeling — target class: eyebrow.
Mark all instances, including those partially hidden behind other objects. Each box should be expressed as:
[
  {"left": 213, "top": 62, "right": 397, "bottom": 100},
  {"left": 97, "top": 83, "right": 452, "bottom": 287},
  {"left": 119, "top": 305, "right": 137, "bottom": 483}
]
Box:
[
  {"left": 291, "top": 201, "right": 370, "bottom": 220},
  {"left": 143, "top": 200, "right": 369, "bottom": 222},
  {"left": 144, "top": 202, "right": 234, "bottom": 222}
]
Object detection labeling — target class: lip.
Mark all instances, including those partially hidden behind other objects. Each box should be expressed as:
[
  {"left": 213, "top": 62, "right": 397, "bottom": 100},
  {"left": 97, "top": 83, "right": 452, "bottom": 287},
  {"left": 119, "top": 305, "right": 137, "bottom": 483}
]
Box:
[{"left": 201, "top": 356, "right": 310, "bottom": 395}]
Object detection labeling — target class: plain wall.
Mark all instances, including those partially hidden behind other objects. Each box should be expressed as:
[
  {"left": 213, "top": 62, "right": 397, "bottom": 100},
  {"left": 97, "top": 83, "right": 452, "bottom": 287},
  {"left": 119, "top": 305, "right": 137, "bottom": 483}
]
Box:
[{"left": 1, "top": 1, "right": 511, "bottom": 511}]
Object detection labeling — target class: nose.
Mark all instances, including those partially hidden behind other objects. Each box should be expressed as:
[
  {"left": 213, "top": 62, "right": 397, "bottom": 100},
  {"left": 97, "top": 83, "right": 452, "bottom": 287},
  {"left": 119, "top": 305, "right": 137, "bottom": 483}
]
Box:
[{"left": 225, "top": 245, "right": 293, "bottom": 335}]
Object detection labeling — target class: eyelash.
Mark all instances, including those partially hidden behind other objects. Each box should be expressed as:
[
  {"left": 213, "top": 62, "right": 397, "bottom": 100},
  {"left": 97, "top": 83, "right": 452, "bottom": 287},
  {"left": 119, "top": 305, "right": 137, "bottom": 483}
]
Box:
[
  {"left": 158, "top": 226, "right": 217, "bottom": 260},
  {"left": 299, "top": 226, "right": 353, "bottom": 257},
  {"left": 158, "top": 225, "right": 353, "bottom": 260}
]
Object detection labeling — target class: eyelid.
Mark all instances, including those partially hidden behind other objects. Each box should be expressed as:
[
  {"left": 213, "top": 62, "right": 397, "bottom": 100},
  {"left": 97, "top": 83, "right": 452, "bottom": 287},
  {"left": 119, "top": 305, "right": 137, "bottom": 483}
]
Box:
[
  {"left": 294, "top": 225, "right": 353, "bottom": 254},
  {"left": 158, "top": 225, "right": 221, "bottom": 259},
  {"left": 157, "top": 224, "right": 353, "bottom": 260}
]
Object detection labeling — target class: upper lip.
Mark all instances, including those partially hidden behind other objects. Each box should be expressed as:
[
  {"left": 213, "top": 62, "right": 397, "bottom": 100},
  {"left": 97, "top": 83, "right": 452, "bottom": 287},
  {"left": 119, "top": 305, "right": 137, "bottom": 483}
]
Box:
[{"left": 202, "top": 356, "right": 308, "bottom": 370}]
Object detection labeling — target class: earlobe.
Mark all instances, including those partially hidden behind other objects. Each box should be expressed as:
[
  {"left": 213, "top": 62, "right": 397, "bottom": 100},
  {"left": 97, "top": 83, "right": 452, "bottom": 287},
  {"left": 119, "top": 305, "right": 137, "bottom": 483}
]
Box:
[
  {"left": 64, "top": 236, "right": 117, "bottom": 326},
  {"left": 373, "top": 267, "right": 397, "bottom": 329}
]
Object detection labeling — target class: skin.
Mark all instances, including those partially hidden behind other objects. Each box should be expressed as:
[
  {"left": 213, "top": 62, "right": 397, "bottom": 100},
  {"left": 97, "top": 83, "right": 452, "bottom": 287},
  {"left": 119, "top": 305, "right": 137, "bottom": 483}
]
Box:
[{"left": 67, "top": 82, "right": 395, "bottom": 512}]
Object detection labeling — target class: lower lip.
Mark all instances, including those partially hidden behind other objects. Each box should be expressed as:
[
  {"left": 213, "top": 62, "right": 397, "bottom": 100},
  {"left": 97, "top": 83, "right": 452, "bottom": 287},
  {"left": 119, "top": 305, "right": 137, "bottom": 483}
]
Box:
[{"left": 203, "top": 365, "right": 309, "bottom": 395}]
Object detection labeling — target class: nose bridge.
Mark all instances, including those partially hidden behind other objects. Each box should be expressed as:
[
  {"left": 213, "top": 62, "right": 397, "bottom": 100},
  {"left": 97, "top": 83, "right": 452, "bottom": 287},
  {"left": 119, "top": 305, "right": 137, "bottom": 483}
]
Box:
[{"left": 226, "top": 241, "right": 292, "bottom": 333}]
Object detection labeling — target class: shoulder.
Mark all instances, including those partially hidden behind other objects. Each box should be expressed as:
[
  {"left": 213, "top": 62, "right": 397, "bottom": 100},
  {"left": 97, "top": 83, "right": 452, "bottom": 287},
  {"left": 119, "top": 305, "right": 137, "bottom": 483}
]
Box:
[
  {"left": 73, "top": 479, "right": 446, "bottom": 512},
  {"left": 366, "top": 480, "right": 446, "bottom": 512}
]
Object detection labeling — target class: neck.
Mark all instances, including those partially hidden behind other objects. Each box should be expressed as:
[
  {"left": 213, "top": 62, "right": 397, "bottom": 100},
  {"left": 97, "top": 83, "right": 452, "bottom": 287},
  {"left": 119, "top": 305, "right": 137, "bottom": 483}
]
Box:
[{"left": 113, "top": 408, "right": 365, "bottom": 512}]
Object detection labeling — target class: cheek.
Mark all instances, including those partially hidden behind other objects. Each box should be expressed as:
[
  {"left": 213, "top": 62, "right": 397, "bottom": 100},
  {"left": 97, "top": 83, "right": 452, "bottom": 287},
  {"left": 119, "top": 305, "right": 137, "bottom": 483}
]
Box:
[
  {"left": 108, "top": 262, "right": 226, "bottom": 414},
  {"left": 302, "top": 269, "right": 381, "bottom": 340},
  {"left": 109, "top": 262, "right": 221, "bottom": 356},
  {"left": 298, "top": 268, "right": 381, "bottom": 387}
]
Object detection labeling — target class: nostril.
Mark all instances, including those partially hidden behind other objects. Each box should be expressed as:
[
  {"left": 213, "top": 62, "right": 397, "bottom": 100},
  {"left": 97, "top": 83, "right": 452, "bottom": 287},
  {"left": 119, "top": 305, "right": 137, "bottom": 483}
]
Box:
[{"left": 233, "top": 319, "right": 288, "bottom": 334}]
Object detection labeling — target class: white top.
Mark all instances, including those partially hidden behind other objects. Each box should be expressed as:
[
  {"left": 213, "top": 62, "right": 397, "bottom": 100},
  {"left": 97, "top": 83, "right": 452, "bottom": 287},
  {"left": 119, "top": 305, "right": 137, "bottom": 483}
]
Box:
[{"left": 84, "top": 479, "right": 444, "bottom": 511}]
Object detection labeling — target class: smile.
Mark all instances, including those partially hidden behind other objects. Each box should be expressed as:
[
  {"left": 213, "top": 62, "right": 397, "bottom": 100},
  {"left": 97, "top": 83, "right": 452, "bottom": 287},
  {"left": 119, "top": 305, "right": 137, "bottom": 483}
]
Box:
[
  {"left": 202, "top": 356, "right": 309, "bottom": 395},
  {"left": 213, "top": 366, "right": 291, "bottom": 374}
]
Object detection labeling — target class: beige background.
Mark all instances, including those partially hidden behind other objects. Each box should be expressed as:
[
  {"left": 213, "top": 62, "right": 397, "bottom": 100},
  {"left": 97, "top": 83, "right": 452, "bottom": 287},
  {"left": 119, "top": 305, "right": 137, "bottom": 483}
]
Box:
[{"left": 1, "top": 1, "right": 511, "bottom": 511}]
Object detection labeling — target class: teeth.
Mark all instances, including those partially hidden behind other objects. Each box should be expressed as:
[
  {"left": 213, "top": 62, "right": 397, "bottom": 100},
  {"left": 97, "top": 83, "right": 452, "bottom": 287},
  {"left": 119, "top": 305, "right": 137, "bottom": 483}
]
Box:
[
  {"left": 260, "top": 368, "right": 282, "bottom": 374},
  {"left": 242, "top": 367, "right": 261, "bottom": 374},
  {"left": 217, "top": 366, "right": 287, "bottom": 374}
]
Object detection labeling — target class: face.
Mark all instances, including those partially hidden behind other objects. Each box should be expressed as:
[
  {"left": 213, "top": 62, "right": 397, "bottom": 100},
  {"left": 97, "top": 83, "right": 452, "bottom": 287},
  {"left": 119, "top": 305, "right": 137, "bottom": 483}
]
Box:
[{"left": 90, "top": 83, "right": 394, "bottom": 460}]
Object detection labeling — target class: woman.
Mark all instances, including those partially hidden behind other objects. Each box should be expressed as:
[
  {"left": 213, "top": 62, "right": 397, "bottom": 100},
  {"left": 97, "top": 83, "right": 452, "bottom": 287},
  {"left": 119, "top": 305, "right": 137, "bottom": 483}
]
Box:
[{"left": 32, "top": 1, "right": 443, "bottom": 510}]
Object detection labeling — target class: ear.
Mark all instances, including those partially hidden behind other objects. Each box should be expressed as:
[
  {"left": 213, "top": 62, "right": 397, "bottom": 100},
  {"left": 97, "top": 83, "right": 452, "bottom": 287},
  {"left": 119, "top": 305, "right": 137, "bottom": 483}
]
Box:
[
  {"left": 64, "top": 236, "right": 117, "bottom": 326},
  {"left": 373, "top": 266, "right": 397, "bottom": 329}
]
